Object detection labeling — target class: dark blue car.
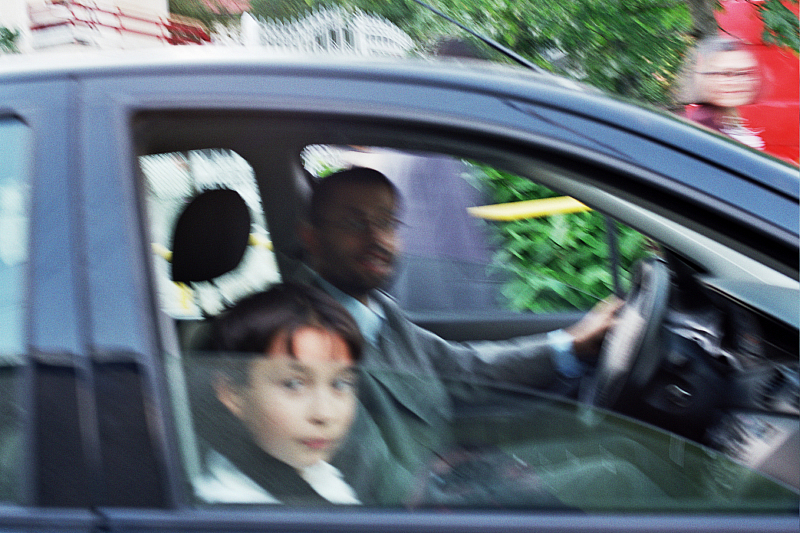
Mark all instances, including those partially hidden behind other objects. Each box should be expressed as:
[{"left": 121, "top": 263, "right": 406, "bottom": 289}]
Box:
[{"left": 0, "top": 48, "right": 796, "bottom": 532}]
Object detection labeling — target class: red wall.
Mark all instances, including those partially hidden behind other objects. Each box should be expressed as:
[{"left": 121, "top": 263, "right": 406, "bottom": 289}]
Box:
[{"left": 717, "top": 0, "right": 799, "bottom": 163}]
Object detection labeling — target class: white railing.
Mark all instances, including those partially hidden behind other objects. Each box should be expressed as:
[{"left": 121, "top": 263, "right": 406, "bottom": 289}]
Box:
[{"left": 216, "top": 7, "right": 414, "bottom": 57}]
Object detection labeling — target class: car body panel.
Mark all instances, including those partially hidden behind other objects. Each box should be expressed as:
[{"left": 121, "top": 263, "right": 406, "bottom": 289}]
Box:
[
  {"left": 11, "top": 79, "right": 84, "bottom": 358},
  {"left": 35, "top": 51, "right": 792, "bottom": 274}
]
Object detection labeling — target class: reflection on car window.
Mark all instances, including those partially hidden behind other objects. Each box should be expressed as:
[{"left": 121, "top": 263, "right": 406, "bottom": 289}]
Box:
[
  {"left": 0, "top": 118, "right": 30, "bottom": 503},
  {"left": 186, "top": 283, "right": 363, "bottom": 505},
  {"left": 141, "top": 149, "right": 283, "bottom": 504},
  {"left": 303, "top": 145, "right": 654, "bottom": 314},
  {"left": 140, "top": 149, "right": 280, "bottom": 319},
  {"left": 183, "top": 355, "right": 797, "bottom": 512}
]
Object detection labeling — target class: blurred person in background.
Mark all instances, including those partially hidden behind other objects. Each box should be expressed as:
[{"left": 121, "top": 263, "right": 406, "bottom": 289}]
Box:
[{"left": 678, "top": 36, "right": 765, "bottom": 150}]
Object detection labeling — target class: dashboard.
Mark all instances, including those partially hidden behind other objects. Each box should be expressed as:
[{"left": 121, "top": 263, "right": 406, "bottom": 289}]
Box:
[{"left": 658, "top": 273, "right": 798, "bottom": 491}]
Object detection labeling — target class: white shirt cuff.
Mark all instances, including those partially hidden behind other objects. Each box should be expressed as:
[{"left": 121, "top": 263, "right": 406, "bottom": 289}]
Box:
[{"left": 547, "top": 329, "right": 583, "bottom": 378}]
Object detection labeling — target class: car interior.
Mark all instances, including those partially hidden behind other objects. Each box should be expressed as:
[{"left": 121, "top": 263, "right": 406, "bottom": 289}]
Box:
[{"left": 134, "top": 109, "right": 799, "bottom": 510}]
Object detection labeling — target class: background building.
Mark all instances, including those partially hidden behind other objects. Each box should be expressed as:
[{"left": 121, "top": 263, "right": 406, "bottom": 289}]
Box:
[{"left": 1, "top": 0, "right": 209, "bottom": 53}]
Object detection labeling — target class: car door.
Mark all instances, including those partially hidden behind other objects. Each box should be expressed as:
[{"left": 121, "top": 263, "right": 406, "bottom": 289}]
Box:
[
  {"left": 77, "top": 70, "right": 183, "bottom": 512},
  {"left": 73, "top": 60, "right": 797, "bottom": 533}
]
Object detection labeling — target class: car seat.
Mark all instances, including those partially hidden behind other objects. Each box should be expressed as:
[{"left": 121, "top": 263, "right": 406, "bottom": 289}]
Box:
[
  {"left": 170, "top": 187, "right": 251, "bottom": 351},
  {"left": 171, "top": 187, "right": 251, "bottom": 285},
  {"left": 166, "top": 187, "right": 253, "bottom": 493}
]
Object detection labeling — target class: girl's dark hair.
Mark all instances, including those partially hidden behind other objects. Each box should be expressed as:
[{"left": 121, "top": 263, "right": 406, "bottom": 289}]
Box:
[{"left": 211, "top": 282, "right": 363, "bottom": 385}]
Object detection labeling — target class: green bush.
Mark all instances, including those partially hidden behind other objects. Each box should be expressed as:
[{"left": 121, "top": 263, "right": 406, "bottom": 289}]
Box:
[
  {"left": 478, "top": 165, "right": 651, "bottom": 312},
  {"left": 0, "top": 27, "right": 19, "bottom": 54}
]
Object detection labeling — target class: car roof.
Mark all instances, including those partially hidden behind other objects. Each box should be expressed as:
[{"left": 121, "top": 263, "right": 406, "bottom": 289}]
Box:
[
  {"left": 2, "top": 47, "right": 792, "bottom": 160},
  {"left": 0, "top": 45, "right": 578, "bottom": 87},
  {"left": 2, "top": 47, "right": 797, "bottom": 242}
]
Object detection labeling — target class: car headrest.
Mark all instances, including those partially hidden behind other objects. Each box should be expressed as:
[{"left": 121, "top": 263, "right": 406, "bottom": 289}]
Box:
[{"left": 170, "top": 188, "right": 251, "bottom": 283}]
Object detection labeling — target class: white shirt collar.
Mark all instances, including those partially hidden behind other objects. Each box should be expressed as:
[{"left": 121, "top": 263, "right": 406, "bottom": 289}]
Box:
[
  {"left": 299, "top": 461, "right": 361, "bottom": 505},
  {"left": 314, "top": 275, "right": 385, "bottom": 347}
]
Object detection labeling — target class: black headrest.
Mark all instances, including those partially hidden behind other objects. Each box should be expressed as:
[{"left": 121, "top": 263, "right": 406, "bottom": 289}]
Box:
[{"left": 170, "top": 188, "right": 251, "bottom": 283}]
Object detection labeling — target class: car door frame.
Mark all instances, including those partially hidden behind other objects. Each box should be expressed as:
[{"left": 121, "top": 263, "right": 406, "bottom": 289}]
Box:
[{"left": 0, "top": 71, "right": 99, "bottom": 530}]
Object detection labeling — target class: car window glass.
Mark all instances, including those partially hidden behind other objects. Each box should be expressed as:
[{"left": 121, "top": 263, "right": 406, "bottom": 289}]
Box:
[
  {"left": 0, "top": 118, "right": 30, "bottom": 503},
  {"left": 141, "top": 149, "right": 282, "bottom": 498},
  {"left": 147, "top": 141, "right": 797, "bottom": 514},
  {"left": 474, "top": 162, "right": 654, "bottom": 312},
  {"left": 302, "top": 145, "right": 654, "bottom": 314},
  {"left": 183, "top": 356, "right": 798, "bottom": 512},
  {"left": 140, "top": 149, "right": 280, "bottom": 319}
]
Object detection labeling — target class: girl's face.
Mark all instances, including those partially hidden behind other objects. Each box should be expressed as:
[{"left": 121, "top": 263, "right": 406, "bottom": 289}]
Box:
[
  {"left": 218, "top": 326, "right": 358, "bottom": 470},
  {"left": 698, "top": 49, "right": 760, "bottom": 108}
]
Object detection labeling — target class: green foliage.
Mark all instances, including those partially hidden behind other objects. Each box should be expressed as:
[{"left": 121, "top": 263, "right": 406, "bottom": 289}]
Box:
[
  {"left": 477, "top": 165, "right": 651, "bottom": 312},
  {"left": 0, "top": 27, "right": 19, "bottom": 54},
  {"left": 319, "top": 0, "right": 795, "bottom": 103},
  {"left": 430, "top": 0, "right": 695, "bottom": 104},
  {"left": 199, "top": 0, "right": 797, "bottom": 103},
  {"left": 326, "top": 0, "right": 692, "bottom": 104},
  {"left": 759, "top": 0, "right": 800, "bottom": 53}
]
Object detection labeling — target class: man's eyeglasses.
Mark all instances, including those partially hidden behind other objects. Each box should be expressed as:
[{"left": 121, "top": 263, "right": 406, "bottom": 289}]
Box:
[
  {"left": 700, "top": 69, "right": 758, "bottom": 79},
  {"left": 323, "top": 216, "right": 403, "bottom": 234}
]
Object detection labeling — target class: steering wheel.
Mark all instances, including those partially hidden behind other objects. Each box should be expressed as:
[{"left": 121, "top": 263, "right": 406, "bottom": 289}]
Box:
[{"left": 580, "top": 258, "right": 671, "bottom": 409}]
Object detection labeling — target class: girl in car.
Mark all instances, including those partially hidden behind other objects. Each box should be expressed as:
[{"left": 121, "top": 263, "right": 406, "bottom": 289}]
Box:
[{"left": 192, "top": 283, "right": 363, "bottom": 505}]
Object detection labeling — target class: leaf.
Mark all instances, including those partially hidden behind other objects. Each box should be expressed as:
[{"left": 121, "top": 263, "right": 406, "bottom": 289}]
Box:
[
  {"left": 759, "top": 0, "right": 800, "bottom": 53},
  {"left": 0, "top": 27, "right": 19, "bottom": 54}
]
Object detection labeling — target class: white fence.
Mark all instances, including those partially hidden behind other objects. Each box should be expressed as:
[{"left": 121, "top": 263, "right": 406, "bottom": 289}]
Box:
[{"left": 215, "top": 7, "right": 414, "bottom": 57}]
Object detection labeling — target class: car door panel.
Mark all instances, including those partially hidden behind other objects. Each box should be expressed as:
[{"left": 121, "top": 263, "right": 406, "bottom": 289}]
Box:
[
  {"left": 410, "top": 311, "right": 585, "bottom": 342},
  {"left": 78, "top": 78, "right": 182, "bottom": 510}
]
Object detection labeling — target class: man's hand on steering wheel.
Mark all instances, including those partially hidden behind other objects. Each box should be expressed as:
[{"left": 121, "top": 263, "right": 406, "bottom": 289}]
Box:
[
  {"left": 565, "top": 296, "right": 625, "bottom": 362},
  {"left": 579, "top": 258, "right": 672, "bottom": 409}
]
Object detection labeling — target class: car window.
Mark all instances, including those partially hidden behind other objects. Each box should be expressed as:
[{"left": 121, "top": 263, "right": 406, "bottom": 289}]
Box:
[
  {"left": 140, "top": 148, "right": 282, "bottom": 500},
  {"left": 0, "top": 118, "right": 31, "bottom": 503},
  {"left": 181, "top": 355, "right": 798, "bottom": 511},
  {"left": 136, "top": 133, "right": 795, "bottom": 515},
  {"left": 303, "top": 145, "right": 654, "bottom": 314}
]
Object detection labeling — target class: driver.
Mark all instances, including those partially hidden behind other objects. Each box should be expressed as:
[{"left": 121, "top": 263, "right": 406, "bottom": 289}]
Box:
[{"left": 295, "top": 166, "right": 623, "bottom": 504}]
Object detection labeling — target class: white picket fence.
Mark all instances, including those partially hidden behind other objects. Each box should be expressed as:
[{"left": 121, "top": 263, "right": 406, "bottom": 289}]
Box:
[{"left": 214, "top": 7, "right": 414, "bottom": 57}]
